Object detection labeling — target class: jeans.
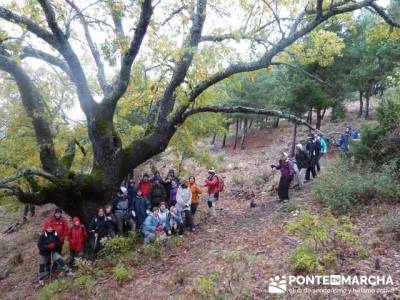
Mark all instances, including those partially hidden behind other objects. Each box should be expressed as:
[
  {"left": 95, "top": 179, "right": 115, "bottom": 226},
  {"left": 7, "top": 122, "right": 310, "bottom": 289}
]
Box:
[{"left": 38, "top": 252, "right": 68, "bottom": 279}]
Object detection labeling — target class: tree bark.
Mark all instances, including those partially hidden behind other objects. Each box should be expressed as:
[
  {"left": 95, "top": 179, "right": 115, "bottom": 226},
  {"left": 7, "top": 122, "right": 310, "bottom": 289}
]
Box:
[
  {"left": 307, "top": 109, "right": 313, "bottom": 125},
  {"left": 316, "top": 108, "right": 322, "bottom": 130},
  {"left": 211, "top": 133, "right": 217, "bottom": 145},
  {"left": 240, "top": 118, "right": 248, "bottom": 150},
  {"left": 358, "top": 90, "right": 364, "bottom": 118},
  {"left": 222, "top": 122, "right": 229, "bottom": 148},
  {"left": 365, "top": 85, "right": 372, "bottom": 119},
  {"left": 273, "top": 117, "right": 279, "bottom": 128},
  {"left": 233, "top": 119, "right": 239, "bottom": 150},
  {"left": 291, "top": 123, "right": 298, "bottom": 156}
]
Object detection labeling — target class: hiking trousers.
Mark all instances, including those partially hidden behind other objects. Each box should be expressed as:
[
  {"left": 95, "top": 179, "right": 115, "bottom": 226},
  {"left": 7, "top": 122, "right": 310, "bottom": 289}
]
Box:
[{"left": 278, "top": 175, "right": 293, "bottom": 200}]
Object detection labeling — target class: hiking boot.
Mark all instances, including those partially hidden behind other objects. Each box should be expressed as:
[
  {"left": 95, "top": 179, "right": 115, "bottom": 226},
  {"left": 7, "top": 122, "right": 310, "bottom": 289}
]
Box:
[{"left": 64, "top": 269, "right": 74, "bottom": 277}]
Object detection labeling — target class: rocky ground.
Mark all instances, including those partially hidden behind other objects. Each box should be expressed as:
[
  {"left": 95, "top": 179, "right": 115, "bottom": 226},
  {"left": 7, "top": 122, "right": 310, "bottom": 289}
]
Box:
[{"left": 1, "top": 99, "right": 400, "bottom": 299}]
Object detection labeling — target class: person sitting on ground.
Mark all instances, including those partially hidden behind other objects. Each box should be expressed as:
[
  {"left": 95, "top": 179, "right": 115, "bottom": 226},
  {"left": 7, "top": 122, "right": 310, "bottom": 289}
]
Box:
[
  {"left": 204, "top": 169, "right": 219, "bottom": 219},
  {"left": 43, "top": 208, "right": 70, "bottom": 254},
  {"left": 138, "top": 173, "right": 152, "bottom": 198},
  {"left": 127, "top": 180, "right": 138, "bottom": 203},
  {"left": 36, "top": 222, "right": 73, "bottom": 282},
  {"left": 271, "top": 152, "right": 295, "bottom": 202},
  {"left": 189, "top": 176, "right": 202, "bottom": 216},
  {"left": 149, "top": 178, "right": 167, "bottom": 208},
  {"left": 88, "top": 208, "right": 113, "bottom": 254},
  {"left": 142, "top": 207, "right": 163, "bottom": 244},
  {"left": 294, "top": 144, "right": 310, "bottom": 190},
  {"left": 168, "top": 180, "right": 179, "bottom": 207},
  {"left": 176, "top": 180, "right": 195, "bottom": 232},
  {"left": 104, "top": 203, "right": 117, "bottom": 236},
  {"left": 165, "top": 206, "right": 183, "bottom": 235},
  {"left": 67, "top": 217, "right": 86, "bottom": 268},
  {"left": 158, "top": 202, "right": 169, "bottom": 229},
  {"left": 113, "top": 187, "right": 135, "bottom": 235},
  {"left": 132, "top": 189, "right": 151, "bottom": 232}
]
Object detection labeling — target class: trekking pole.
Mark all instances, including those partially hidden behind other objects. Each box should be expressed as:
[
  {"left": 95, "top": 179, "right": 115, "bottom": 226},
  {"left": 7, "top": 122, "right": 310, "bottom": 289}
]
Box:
[
  {"left": 92, "top": 234, "right": 98, "bottom": 260},
  {"left": 49, "top": 251, "right": 54, "bottom": 281}
]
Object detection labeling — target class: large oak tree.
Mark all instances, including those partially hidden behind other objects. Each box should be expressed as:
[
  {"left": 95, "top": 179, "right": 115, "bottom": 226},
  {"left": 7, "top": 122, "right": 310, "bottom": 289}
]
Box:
[{"left": 0, "top": 0, "right": 395, "bottom": 223}]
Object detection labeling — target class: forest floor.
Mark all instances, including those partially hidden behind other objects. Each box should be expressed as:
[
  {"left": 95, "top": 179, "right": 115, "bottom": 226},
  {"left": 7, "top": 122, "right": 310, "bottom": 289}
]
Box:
[{"left": 1, "top": 99, "right": 400, "bottom": 300}]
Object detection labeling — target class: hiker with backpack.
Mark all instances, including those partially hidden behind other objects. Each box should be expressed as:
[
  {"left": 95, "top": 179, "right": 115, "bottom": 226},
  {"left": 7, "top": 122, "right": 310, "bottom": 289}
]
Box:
[
  {"left": 316, "top": 135, "right": 328, "bottom": 172},
  {"left": 189, "top": 176, "right": 202, "bottom": 216},
  {"left": 132, "top": 189, "right": 151, "bottom": 232},
  {"left": 204, "top": 169, "right": 223, "bottom": 219},
  {"left": 305, "top": 136, "right": 319, "bottom": 181},
  {"left": 36, "top": 222, "right": 73, "bottom": 283},
  {"left": 176, "top": 180, "right": 195, "bottom": 232},
  {"left": 67, "top": 216, "right": 86, "bottom": 268},
  {"left": 43, "top": 208, "right": 70, "bottom": 254},
  {"left": 113, "top": 186, "right": 135, "bottom": 235},
  {"left": 337, "top": 126, "right": 352, "bottom": 157},
  {"left": 294, "top": 144, "right": 309, "bottom": 189},
  {"left": 271, "top": 152, "right": 295, "bottom": 202},
  {"left": 88, "top": 208, "right": 113, "bottom": 254}
]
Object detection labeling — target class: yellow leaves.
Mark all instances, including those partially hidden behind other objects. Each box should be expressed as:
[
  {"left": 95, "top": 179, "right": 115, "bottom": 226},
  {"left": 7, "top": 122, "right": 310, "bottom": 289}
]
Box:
[
  {"left": 289, "top": 29, "right": 345, "bottom": 67},
  {"left": 367, "top": 22, "right": 400, "bottom": 42}
]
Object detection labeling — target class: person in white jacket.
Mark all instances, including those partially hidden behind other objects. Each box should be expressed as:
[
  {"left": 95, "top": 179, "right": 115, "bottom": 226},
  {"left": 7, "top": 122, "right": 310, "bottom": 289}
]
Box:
[{"left": 176, "top": 180, "right": 195, "bottom": 232}]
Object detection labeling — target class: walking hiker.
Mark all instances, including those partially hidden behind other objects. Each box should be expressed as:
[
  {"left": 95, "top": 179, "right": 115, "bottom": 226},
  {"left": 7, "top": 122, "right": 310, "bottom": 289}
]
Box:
[
  {"left": 305, "top": 136, "right": 318, "bottom": 181},
  {"left": 43, "top": 208, "right": 70, "bottom": 254},
  {"left": 316, "top": 135, "right": 328, "bottom": 172},
  {"left": 189, "top": 176, "right": 202, "bottom": 216},
  {"left": 142, "top": 207, "right": 163, "bottom": 244},
  {"left": 294, "top": 144, "right": 309, "bottom": 189},
  {"left": 271, "top": 152, "right": 295, "bottom": 202},
  {"left": 149, "top": 178, "right": 167, "bottom": 208},
  {"left": 204, "top": 169, "right": 220, "bottom": 219},
  {"left": 337, "top": 126, "right": 352, "bottom": 157},
  {"left": 67, "top": 217, "right": 86, "bottom": 268},
  {"left": 88, "top": 208, "right": 113, "bottom": 254},
  {"left": 113, "top": 187, "right": 135, "bottom": 235},
  {"left": 176, "top": 180, "right": 195, "bottom": 232},
  {"left": 165, "top": 206, "right": 183, "bottom": 235},
  {"left": 138, "top": 173, "right": 152, "bottom": 198},
  {"left": 35, "top": 223, "right": 73, "bottom": 283},
  {"left": 132, "top": 189, "right": 151, "bottom": 232}
]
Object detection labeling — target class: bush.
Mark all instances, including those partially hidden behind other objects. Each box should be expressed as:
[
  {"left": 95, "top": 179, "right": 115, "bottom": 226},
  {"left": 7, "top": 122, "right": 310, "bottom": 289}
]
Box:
[
  {"left": 39, "top": 280, "right": 62, "bottom": 300},
  {"left": 74, "top": 258, "right": 93, "bottom": 276},
  {"left": 73, "top": 274, "right": 94, "bottom": 295},
  {"left": 99, "top": 236, "right": 131, "bottom": 260},
  {"left": 192, "top": 276, "right": 216, "bottom": 298},
  {"left": 232, "top": 174, "right": 245, "bottom": 187},
  {"left": 112, "top": 264, "right": 133, "bottom": 285},
  {"left": 251, "top": 176, "right": 265, "bottom": 185},
  {"left": 313, "top": 159, "right": 400, "bottom": 214},
  {"left": 143, "top": 241, "right": 162, "bottom": 258},
  {"left": 286, "top": 210, "right": 359, "bottom": 273}
]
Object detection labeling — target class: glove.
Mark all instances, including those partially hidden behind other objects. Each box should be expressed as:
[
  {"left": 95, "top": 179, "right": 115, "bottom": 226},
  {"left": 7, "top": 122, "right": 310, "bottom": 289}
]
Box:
[
  {"left": 270, "top": 165, "right": 275, "bottom": 169},
  {"left": 47, "top": 243, "right": 56, "bottom": 250}
]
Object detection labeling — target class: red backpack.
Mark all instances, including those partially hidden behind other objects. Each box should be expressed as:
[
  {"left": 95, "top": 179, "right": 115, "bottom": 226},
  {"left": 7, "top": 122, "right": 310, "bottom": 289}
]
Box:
[{"left": 217, "top": 175, "right": 225, "bottom": 192}]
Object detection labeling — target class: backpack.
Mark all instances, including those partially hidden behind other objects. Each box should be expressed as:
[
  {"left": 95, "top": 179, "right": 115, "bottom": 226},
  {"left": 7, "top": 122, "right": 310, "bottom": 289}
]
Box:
[{"left": 217, "top": 175, "right": 225, "bottom": 192}]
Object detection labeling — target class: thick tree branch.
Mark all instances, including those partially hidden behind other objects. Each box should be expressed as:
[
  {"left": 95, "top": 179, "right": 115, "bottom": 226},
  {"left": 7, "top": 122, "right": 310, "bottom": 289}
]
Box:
[
  {"left": 156, "top": 0, "right": 207, "bottom": 127},
  {"left": 0, "top": 168, "right": 56, "bottom": 186},
  {"left": 65, "top": 0, "right": 110, "bottom": 93},
  {"left": 20, "top": 47, "right": 72, "bottom": 76},
  {"left": 104, "top": 0, "right": 153, "bottom": 109},
  {"left": 0, "top": 52, "right": 63, "bottom": 175},
  {"left": 370, "top": 2, "right": 400, "bottom": 28}
]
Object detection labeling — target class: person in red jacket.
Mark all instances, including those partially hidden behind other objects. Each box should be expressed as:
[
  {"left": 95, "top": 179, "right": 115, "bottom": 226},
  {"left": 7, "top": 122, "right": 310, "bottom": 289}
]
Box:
[
  {"left": 43, "top": 208, "right": 70, "bottom": 253},
  {"left": 138, "top": 173, "right": 152, "bottom": 198},
  {"left": 204, "top": 169, "right": 220, "bottom": 219},
  {"left": 67, "top": 216, "right": 86, "bottom": 268}
]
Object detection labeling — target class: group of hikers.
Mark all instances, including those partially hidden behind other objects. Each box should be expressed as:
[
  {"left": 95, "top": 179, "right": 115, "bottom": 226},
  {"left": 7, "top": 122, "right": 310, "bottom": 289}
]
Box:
[
  {"left": 272, "top": 125, "right": 360, "bottom": 202},
  {"left": 35, "top": 168, "right": 224, "bottom": 283}
]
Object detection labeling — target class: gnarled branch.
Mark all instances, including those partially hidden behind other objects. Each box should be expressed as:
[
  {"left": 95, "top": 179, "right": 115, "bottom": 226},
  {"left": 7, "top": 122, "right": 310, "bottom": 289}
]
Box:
[{"left": 370, "top": 2, "right": 400, "bottom": 28}]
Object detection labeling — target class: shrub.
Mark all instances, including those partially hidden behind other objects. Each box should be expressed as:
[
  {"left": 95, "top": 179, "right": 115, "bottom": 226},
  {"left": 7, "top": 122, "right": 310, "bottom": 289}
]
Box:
[
  {"left": 39, "top": 279, "right": 62, "bottom": 300},
  {"left": 251, "top": 176, "right": 265, "bottom": 185},
  {"left": 73, "top": 274, "right": 94, "bottom": 295},
  {"left": 143, "top": 241, "right": 162, "bottom": 258},
  {"left": 112, "top": 264, "right": 133, "bottom": 285},
  {"left": 232, "top": 174, "right": 245, "bottom": 187},
  {"left": 313, "top": 159, "right": 400, "bottom": 214},
  {"left": 74, "top": 258, "right": 93, "bottom": 276},
  {"left": 286, "top": 211, "right": 359, "bottom": 273},
  {"left": 192, "top": 275, "right": 216, "bottom": 298},
  {"left": 384, "top": 212, "right": 400, "bottom": 240},
  {"left": 99, "top": 236, "right": 131, "bottom": 260}
]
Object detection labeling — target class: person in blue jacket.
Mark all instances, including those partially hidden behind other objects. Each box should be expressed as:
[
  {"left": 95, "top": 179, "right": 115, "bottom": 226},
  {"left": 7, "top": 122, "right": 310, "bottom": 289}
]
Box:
[
  {"left": 142, "top": 207, "right": 163, "bottom": 244},
  {"left": 165, "top": 206, "right": 183, "bottom": 235},
  {"left": 132, "top": 189, "right": 151, "bottom": 232},
  {"left": 338, "top": 126, "right": 352, "bottom": 157}
]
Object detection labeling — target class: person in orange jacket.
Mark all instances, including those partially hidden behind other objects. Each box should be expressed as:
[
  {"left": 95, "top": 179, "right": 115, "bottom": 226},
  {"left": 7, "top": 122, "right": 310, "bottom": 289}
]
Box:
[
  {"left": 67, "top": 216, "right": 87, "bottom": 268},
  {"left": 189, "top": 176, "right": 202, "bottom": 216},
  {"left": 43, "top": 208, "right": 70, "bottom": 253}
]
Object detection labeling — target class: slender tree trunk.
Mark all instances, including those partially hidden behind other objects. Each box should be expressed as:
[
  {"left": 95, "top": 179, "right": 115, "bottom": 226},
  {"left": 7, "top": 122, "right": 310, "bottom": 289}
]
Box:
[
  {"left": 307, "top": 109, "right": 313, "bottom": 125},
  {"left": 233, "top": 119, "right": 239, "bottom": 149},
  {"left": 321, "top": 108, "right": 326, "bottom": 120},
  {"left": 248, "top": 119, "right": 253, "bottom": 130},
  {"left": 222, "top": 122, "right": 229, "bottom": 148},
  {"left": 365, "top": 86, "right": 371, "bottom": 119},
  {"left": 211, "top": 132, "right": 217, "bottom": 145},
  {"left": 240, "top": 118, "right": 248, "bottom": 150},
  {"left": 273, "top": 116, "right": 279, "bottom": 128},
  {"left": 316, "top": 108, "right": 322, "bottom": 130},
  {"left": 291, "top": 123, "right": 298, "bottom": 157},
  {"left": 358, "top": 90, "right": 363, "bottom": 118}
]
